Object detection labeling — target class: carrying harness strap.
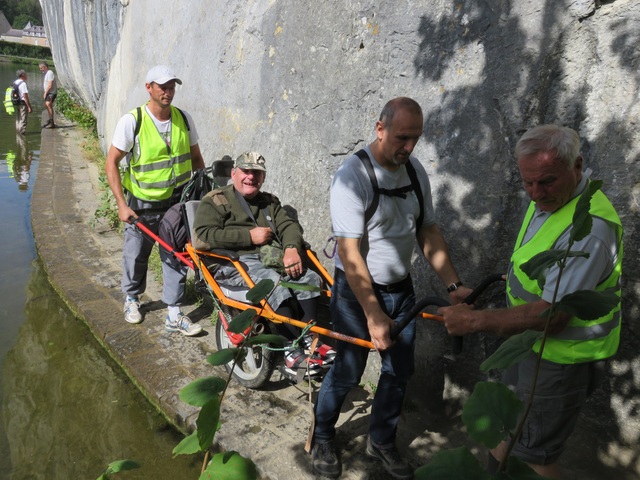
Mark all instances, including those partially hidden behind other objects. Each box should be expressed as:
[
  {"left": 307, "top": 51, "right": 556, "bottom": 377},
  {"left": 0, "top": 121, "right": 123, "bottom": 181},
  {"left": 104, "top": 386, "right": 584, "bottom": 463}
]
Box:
[
  {"left": 354, "top": 149, "right": 425, "bottom": 232},
  {"left": 234, "top": 189, "right": 283, "bottom": 244}
]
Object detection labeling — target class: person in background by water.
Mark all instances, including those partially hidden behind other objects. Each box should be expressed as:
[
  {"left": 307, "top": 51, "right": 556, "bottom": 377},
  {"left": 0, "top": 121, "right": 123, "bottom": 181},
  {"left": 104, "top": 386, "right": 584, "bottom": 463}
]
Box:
[
  {"left": 39, "top": 62, "right": 57, "bottom": 128},
  {"left": 14, "top": 70, "right": 32, "bottom": 136},
  {"left": 105, "top": 65, "right": 205, "bottom": 336}
]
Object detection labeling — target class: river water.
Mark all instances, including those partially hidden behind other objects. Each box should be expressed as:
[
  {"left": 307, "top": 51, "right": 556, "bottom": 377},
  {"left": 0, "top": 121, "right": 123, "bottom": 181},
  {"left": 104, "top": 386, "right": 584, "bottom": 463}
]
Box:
[{"left": 0, "top": 61, "right": 201, "bottom": 479}]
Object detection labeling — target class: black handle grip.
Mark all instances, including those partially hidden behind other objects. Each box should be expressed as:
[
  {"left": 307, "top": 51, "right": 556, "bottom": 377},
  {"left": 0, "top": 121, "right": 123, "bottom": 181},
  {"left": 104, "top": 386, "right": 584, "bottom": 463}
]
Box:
[
  {"left": 390, "top": 296, "right": 450, "bottom": 340},
  {"left": 390, "top": 274, "right": 505, "bottom": 353},
  {"left": 451, "top": 273, "right": 505, "bottom": 354}
]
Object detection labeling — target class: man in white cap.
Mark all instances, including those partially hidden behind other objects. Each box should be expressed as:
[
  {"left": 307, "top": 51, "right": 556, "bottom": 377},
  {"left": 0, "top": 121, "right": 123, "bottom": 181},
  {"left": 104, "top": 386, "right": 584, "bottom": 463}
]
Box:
[{"left": 105, "top": 65, "right": 205, "bottom": 335}]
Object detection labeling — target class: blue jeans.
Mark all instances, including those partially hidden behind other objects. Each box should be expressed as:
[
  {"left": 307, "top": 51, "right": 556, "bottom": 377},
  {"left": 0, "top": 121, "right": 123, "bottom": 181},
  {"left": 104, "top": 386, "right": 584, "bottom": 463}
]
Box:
[{"left": 313, "top": 269, "right": 416, "bottom": 447}]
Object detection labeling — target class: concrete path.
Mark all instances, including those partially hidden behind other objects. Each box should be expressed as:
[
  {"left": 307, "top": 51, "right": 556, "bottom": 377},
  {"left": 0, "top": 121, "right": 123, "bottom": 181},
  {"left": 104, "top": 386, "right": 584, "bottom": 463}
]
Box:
[{"left": 33, "top": 124, "right": 437, "bottom": 479}]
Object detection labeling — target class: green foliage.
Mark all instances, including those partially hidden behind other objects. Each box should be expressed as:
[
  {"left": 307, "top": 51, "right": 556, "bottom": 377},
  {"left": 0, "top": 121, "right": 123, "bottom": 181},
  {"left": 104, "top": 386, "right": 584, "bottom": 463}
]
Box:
[
  {"left": 0, "top": 40, "right": 51, "bottom": 60},
  {"left": 462, "top": 382, "right": 523, "bottom": 449},
  {"left": 0, "top": 0, "right": 42, "bottom": 25},
  {"left": 12, "top": 13, "right": 38, "bottom": 29},
  {"left": 179, "top": 377, "right": 226, "bottom": 407},
  {"left": 199, "top": 451, "right": 257, "bottom": 480},
  {"left": 480, "top": 331, "right": 542, "bottom": 372},
  {"left": 245, "top": 278, "right": 275, "bottom": 304},
  {"left": 54, "top": 89, "right": 97, "bottom": 135},
  {"left": 227, "top": 308, "right": 258, "bottom": 334},
  {"left": 520, "top": 250, "right": 588, "bottom": 290},
  {"left": 547, "top": 288, "right": 619, "bottom": 320},
  {"left": 96, "top": 460, "right": 141, "bottom": 480}
]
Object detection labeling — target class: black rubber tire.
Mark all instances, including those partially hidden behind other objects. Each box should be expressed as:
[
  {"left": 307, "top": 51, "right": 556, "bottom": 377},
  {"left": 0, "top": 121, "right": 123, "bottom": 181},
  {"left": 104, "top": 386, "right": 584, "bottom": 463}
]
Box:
[{"left": 215, "top": 309, "right": 276, "bottom": 389}]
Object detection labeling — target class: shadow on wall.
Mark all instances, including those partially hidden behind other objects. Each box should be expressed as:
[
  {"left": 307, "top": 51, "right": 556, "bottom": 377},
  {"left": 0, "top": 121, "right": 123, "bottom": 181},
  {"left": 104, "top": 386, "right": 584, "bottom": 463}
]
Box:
[{"left": 407, "top": 1, "right": 639, "bottom": 477}]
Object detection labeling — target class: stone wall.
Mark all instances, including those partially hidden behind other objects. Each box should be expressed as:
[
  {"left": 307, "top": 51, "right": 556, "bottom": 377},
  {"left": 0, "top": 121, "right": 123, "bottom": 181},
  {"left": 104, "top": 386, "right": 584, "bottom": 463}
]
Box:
[{"left": 40, "top": 0, "right": 640, "bottom": 472}]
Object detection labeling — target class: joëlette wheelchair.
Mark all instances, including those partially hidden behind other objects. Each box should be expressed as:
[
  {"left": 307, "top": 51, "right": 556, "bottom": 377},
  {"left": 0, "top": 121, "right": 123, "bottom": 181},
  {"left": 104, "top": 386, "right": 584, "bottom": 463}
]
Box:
[{"left": 133, "top": 160, "right": 501, "bottom": 389}]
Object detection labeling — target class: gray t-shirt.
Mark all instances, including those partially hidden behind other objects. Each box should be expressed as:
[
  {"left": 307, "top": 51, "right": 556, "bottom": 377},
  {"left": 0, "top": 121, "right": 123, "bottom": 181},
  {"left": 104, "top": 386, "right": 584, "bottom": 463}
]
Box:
[
  {"left": 330, "top": 146, "right": 436, "bottom": 285},
  {"left": 519, "top": 174, "right": 620, "bottom": 303}
]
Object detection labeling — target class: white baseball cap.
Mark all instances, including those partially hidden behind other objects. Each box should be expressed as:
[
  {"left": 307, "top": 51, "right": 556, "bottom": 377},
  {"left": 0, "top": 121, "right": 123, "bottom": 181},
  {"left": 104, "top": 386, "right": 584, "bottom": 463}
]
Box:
[{"left": 145, "top": 65, "right": 182, "bottom": 85}]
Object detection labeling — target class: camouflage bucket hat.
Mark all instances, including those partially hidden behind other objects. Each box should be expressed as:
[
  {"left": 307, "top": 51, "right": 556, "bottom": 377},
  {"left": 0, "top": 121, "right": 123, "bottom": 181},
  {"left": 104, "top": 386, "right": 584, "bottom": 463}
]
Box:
[{"left": 234, "top": 152, "right": 266, "bottom": 171}]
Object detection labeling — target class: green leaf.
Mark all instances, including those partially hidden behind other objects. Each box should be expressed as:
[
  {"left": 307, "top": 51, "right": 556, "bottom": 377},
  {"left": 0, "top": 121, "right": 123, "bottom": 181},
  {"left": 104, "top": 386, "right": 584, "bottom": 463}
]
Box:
[
  {"left": 245, "top": 334, "right": 286, "bottom": 346},
  {"left": 97, "top": 475, "right": 108, "bottom": 480},
  {"left": 199, "top": 451, "right": 257, "bottom": 480},
  {"left": 480, "top": 330, "right": 542, "bottom": 371},
  {"left": 179, "top": 377, "right": 227, "bottom": 406},
  {"left": 520, "top": 250, "right": 589, "bottom": 288},
  {"left": 462, "top": 382, "right": 523, "bottom": 449},
  {"left": 173, "top": 431, "right": 201, "bottom": 456},
  {"left": 207, "top": 349, "right": 244, "bottom": 366},
  {"left": 414, "top": 447, "right": 490, "bottom": 480},
  {"left": 571, "top": 180, "right": 602, "bottom": 243},
  {"left": 228, "top": 308, "right": 258, "bottom": 334},
  {"left": 246, "top": 279, "right": 274, "bottom": 304},
  {"left": 278, "top": 280, "right": 323, "bottom": 292},
  {"left": 554, "top": 288, "right": 619, "bottom": 320},
  {"left": 197, "top": 397, "right": 221, "bottom": 451},
  {"left": 103, "top": 460, "right": 141, "bottom": 476}
]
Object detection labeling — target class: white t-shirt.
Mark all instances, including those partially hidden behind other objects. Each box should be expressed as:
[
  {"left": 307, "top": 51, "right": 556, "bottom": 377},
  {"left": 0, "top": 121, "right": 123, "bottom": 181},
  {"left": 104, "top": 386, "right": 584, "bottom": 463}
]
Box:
[
  {"left": 43, "top": 70, "right": 57, "bottom": 94},
  {"left": 111, "top": 105, "right": 199, "bottom": 154},
  {"left": 330, "top": 145, "right": 436, "bottom": 285},
  {"left": 17, "top": 80, "right": 28, "bottom": 101}
]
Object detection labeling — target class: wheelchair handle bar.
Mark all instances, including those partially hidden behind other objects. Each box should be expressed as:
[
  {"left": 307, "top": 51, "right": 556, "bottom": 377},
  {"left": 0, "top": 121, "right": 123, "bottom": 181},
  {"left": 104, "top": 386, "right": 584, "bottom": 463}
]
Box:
[{"left": 390, "top": 273, "right": 505, "bottom": 354}]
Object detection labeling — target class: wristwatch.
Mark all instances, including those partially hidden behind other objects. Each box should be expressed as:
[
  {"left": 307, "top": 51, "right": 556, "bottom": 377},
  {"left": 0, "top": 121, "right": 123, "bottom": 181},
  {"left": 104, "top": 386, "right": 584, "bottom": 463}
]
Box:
[{"left": 446, "top": 281, "right": 463, "bottom": 293}]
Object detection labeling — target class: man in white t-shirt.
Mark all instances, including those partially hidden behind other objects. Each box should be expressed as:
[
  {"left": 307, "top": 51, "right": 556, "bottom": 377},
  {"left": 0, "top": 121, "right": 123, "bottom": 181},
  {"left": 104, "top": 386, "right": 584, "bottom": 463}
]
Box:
[
  {"left": 105, "top": 65, "right": 205, "bottom": 336},
  {"left": 14, "top": 70, "right": 32, "bottom": 135},
  {"left": 39, "top": 62, "right": 57, "bottom": 128}
]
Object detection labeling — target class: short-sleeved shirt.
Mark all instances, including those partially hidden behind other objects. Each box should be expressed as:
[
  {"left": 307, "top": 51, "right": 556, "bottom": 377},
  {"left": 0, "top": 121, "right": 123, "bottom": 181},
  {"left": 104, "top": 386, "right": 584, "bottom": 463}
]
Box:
[
  {"left": 517, "top": 173, "right": 620, "bottom": 303},
  {"left": 17, "top": 80, "right": 28, "bottom": 101},
  {"left": 330, "top": 145, "right": 436, "bottom": 285},
  {"left": 111, "top": 105, "right": 199, "bottom": 153},
  {"left": 43, "top": 70, "right": 57, "bottom": 94}
]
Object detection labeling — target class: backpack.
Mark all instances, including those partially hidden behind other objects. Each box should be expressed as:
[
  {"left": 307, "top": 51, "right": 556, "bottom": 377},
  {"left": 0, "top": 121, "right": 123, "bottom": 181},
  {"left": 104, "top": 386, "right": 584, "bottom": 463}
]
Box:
[
  {"left": 355, "top": 149, "right": 424, "bottom": 230},
  {"left": 159, "top": 202, "right": 188, "bottom": 252},
  {"left": 3, "top": 87, "right": 15, "bottom": 114},
  {"left": 10, "top": 80, "right": 22, "bottom": 105},
  {"left": 158, "top": 169, "right": 215, "bottom": 251}
]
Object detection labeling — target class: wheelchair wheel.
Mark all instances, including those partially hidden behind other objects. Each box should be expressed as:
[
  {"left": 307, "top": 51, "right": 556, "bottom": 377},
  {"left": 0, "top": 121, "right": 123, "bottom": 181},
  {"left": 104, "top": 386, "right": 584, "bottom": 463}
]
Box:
[{"left": 215, "top": 309, "right": 276, "bottom": 389}]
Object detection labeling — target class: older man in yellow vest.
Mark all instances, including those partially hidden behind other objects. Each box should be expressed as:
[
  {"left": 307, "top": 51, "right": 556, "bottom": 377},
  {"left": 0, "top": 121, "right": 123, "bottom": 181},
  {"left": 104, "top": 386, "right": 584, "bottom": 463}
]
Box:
[
  {"left": 105, "top": 65, "right": 205, "bottom": 335},
  {"left": 440, "top": 124, "right": 623, "bottom": 479}
]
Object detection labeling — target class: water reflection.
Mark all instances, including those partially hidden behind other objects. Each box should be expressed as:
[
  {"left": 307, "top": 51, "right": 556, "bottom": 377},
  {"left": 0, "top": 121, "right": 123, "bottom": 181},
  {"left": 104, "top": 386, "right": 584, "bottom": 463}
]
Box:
[
  {"left": 1, "top": 261, "right": 202, "bottom": 479},
  {"left": 5, "top": 135, "right": 33, "bottom": 191}
]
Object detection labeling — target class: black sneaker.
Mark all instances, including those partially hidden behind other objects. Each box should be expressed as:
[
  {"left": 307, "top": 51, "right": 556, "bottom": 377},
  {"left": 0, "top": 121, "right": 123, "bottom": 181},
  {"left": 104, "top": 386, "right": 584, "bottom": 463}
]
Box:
[
  {"left": 312, "top": 441, "right": 341, "bottom": 478},
  {"left": 366, "top": 436, "right": 413, "bottom": 479}
]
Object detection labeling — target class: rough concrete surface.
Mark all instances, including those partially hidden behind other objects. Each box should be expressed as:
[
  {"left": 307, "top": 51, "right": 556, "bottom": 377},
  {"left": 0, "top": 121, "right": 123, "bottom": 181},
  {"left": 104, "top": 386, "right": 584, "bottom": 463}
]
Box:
[{"left": 31, "top": 124, "right": 638, "bottom": 479}]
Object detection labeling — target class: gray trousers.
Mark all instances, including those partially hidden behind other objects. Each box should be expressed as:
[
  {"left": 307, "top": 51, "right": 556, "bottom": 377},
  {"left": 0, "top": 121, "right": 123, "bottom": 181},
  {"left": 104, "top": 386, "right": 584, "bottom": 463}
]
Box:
[
  {"left": 16, "top": 104, "right": 28, "bottom": 135},
  {"left": 122, "top": 212, "right": 188, "bottom": 306}
]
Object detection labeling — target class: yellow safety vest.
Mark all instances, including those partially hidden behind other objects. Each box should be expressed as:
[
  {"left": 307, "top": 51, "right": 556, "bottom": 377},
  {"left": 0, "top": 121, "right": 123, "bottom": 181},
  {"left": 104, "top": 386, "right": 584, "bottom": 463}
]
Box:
[
  {"left": 122, "top": 105, "right": 192, "bottom": 202},
  {"left": 506, "top": 187, "right": 623, "bottom": 364}
]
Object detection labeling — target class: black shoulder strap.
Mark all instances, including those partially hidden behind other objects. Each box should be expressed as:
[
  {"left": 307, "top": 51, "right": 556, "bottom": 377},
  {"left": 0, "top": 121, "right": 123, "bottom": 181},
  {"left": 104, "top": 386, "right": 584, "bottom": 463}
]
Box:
[
  {"left": 130, "top": 107, "right": 142, "bottom": 155},
  {"left": 405, "top": 160, "right": 424, "bottom": 229},
  {"left": 176, "top": 107, "right": 190, "bottom": 131},
  {"left": 355, "top": 149, "right": 379, "bottom": 225},
  {"left": 355, "top": 149, "right": 424, "bottom": 233}
]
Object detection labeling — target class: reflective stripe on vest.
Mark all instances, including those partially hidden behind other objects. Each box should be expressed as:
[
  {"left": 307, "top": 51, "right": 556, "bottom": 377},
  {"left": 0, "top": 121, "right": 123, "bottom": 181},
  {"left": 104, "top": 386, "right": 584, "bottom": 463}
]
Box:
[
  {"left": 122, "top": 105, "right": 192, "bottom": 201},
  {"left": 507, "top": 187, "right": 623, "bottom": 364}
]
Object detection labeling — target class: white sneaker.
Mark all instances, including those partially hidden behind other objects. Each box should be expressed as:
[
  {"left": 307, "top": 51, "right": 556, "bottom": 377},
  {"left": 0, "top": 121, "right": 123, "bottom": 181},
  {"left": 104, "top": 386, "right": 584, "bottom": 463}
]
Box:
[
  {"left": 124, "top": 298, "right": 142, "bottom": 324},
  {"left": 165, "top": 313, "right": 202, "bottom": 336}
]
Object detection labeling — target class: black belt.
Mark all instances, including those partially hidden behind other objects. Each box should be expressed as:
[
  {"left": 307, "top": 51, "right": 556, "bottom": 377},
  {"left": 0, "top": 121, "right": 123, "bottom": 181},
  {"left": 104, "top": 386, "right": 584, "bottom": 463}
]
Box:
[
  {"left": 335, "top": 268, "right": 412, "bottom": 293},
  {"left": 373, "top": 275, "right": 412, "bottom": 293}
]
